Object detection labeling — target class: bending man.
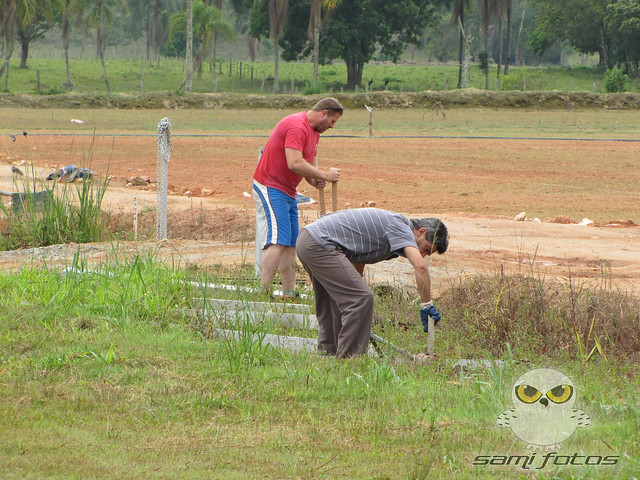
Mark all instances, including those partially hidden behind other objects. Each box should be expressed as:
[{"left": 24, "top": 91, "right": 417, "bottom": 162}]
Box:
[{"left": 296, "top": 208, "right": 448, "bottom": 358}]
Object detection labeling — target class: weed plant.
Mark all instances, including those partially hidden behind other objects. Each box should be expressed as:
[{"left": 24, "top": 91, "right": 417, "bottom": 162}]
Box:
[{"left": 0, "top": 170, "right": 111, "bottom": 250}]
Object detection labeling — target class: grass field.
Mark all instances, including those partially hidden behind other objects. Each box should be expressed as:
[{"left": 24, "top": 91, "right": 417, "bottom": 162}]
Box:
[
  {"left": 0, "top": 57, "right": 631, "bottom": 96},
  {"left": 0, "top": 254, "right": 638, "bottom": 479}
]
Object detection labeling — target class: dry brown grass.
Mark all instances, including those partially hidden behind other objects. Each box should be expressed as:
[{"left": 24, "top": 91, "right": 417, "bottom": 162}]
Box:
[
  {"left": 109, "top": 205, "right": 255, "bottom": 242},
  {"left": 439, "top": 272, "right": 640, "bottom": 362}
]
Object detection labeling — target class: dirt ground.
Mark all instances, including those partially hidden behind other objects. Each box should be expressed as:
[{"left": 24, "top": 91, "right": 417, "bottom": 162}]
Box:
[{"left": 1, "top": 134, "right": 639, "bottom": 298}]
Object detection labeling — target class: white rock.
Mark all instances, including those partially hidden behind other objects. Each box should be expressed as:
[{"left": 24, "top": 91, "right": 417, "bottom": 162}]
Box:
[
  {"left": 577, "top": 218, "right": 594, "bottom": 226},
  {"left": 514, "top": 212, "right": 526, "bottom": 221},
  {"left": 532, "top": 218, "right": 541, "bottom": 223}
]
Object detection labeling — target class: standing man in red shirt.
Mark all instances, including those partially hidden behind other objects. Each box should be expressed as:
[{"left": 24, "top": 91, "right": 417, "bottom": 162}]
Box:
[{"left": 253, "top": 98, "right": 343, "bottom": 296}]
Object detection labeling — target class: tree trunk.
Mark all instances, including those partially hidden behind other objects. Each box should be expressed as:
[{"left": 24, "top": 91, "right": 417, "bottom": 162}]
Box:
[
  {"left": 496, "top": 18, "right": 503, "bottom": 88},
  {"left": 456, "top": 2, "right": 464, "bottom": 89},
  {"left": 211, "top": 32, "right": 218, "bottom": 92},
  {"left": 458, "top": 18, "right": 471, "bottom": 88},
  {"left": 62, "top": 16, "right": 72, "bottom": 88},
  {"left": 146, "top": 14, "right": 151, "bottom": 62},
  {"left": 312, "top": 14, "right": 319, "bottom": 87},
  {"left": 599, "top": 27, "right": 611, "bottom": 70},
  {"left": 195, "top": 34, "right": 205, "bottom": 81},
  {"left": 153, "top": 0, "right": 162, "bottom": 63},
  {"left": 19, "top": 39, "right": 28, "bottom": 68},
  {"left": 64, "top": 45, "right": 72, "bottom": 88},
  {"left": 345, "top": 59, "right": 363, "bottom": 90},
  {"left": 504, "top": 0, "right": 512, "bottom": 75},
  {"left": 274, "top": 42, "right": 280, "bottom": 92},
  {"left": 100, "top": 49, "right": 110, "bottom": 93},
  {"left": 515, "top": 0, "right": 526, "bottom": 66},
  {"left": 0, "top": 18, "right": 16, "bottom": 80},
  {"left": 247, "top": 36, "right": 258, "bottom": 62},
  {"left": 483, "top": 0, "right": 489, "bottom": 90},
  {"left": 185, "top": 0, "right": 193, "bottom": 92}
]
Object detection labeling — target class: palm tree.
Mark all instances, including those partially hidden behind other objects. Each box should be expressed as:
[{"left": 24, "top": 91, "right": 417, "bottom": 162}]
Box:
[
  {"left": 210, "top": 0, "right": 223, "bottom": 91},
  {"left": 503, "top": 0, "right": 513, "bottom": 75},
  {"left": 83, "top": 0, "right": 123, "bottom": 93},
  {"left": 192, "top": 0, "right": 231, "bottom": 82},
  {"left": 480, "top": 0, "right": 502, "bottom": 89},
  {"left": 208, "top": 0, "right": 234, "bottom": 92},
  {"left": 451, "top": 0, "right": 471, "bottom": 89},
  {"left": 457, "top": 17, "right": 473, "bottom": 88},
  {"left": 514, "top": 0, "right": 526, "bottom": 66},
  {"left": 495, "top": 0, "right": 505, "bottom": 86},
  {"left": 60, "top": 0, "right": 79, "bottom": 89},
  {"left": 185, "top": 0, "right": 193, "bottom": 92},
  {"left": 268, "top": 0, "right": 288, "bottom": 92},
  {"left": 17, "top": 0, "right": 54, "bottom": 68},
  {"left": 0, "top": 0, "right": 21, "bottom": 82},
  {"left": 308, "top": 0, "right": 339, "bottom": 88}
]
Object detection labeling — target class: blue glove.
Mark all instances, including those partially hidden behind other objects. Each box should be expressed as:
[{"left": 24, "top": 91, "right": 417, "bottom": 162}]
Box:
[{"left": 420, "top": 304, "right": 441, "bottom": 332}]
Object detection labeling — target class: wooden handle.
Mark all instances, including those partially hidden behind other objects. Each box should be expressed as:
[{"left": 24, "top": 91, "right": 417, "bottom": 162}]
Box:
[
  {"left": 427, "top": 317, "right": 435, "bottom": 355},
  {"left": 318, "top": 187, "right": 326, "bottom": 215},
  {"left": 331, "top": 181, "right": 338, "bottom": 212}
]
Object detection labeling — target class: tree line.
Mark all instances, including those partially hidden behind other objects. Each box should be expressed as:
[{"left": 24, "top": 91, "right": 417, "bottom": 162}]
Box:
[{"left": 1, "top": 0, "right": 639, "bottom": 93}]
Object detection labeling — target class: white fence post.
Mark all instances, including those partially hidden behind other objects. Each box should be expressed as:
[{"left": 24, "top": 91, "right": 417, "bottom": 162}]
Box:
[{"left": 156, "top": 118, "right": 172, "bottom": 240}]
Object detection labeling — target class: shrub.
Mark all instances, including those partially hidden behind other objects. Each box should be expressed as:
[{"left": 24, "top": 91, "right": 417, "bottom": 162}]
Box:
[
  {"left": 478, "top": 52, "right": 489, "bottom": 72},
  {"left": 302, "top": 80, "right": 326, "bottom": 95},
  {"left": 604, "top": 67, "right": 627, "bottom": 93},
  {"left": 500, "top": 71, "right": 531, "bottom": 91}
]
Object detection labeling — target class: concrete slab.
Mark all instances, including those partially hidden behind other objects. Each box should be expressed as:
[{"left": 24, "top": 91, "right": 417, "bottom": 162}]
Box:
[
  {"left": 196, "top": 297, "right": 311, "bottom": 313},
  {"left": 189, "top": 307, "right": 319, "bottom": 330},
  {"left": 215, "top": 328, "right": 318, "bottom": 354}
]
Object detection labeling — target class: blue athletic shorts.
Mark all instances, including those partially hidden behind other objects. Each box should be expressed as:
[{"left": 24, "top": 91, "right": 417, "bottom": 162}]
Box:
[{"left": 252, "top": 180, "right": 299, "bottom": 248}]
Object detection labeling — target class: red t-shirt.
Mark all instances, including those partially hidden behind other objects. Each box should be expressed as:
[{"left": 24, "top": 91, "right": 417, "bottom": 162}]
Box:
[{"left": 253, "top": 111, "right": 320, "bottom": 198}]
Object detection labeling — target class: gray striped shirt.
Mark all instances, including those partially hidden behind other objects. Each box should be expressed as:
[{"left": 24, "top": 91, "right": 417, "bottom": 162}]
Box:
[{"left": 303, "top": 208, "right": 417, "bottom": 264}]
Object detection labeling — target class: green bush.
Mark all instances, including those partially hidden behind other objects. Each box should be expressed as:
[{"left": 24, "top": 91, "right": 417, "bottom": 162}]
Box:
[
  {"left": 500, "top": 71, "right": 530, "bottom": 91},
  {"left": 478, "top": 52, "right": 489, "bottom": 72},
  {"left": 604, "top": 67, "right": 627, "bottom": 93},
  {"left": 302, "top": 80, "right": 326, "bottom": 95}
]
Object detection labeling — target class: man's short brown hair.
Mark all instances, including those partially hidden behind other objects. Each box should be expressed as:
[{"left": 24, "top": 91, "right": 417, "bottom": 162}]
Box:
[{"left": 311, "top": 97, "right": 344, "bottom": 113}]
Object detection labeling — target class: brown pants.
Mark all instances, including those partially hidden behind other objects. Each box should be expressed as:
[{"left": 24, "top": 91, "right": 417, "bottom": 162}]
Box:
[{"left": 296, "top": 229, "right": 374, "bottom": 357}]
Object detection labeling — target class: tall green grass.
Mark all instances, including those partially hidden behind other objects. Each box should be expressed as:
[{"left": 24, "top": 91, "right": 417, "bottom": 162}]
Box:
[
  {"left": 0, "top": 167, "right": 111, "bottom": 250},
  {"left": 0, "top": 254, "right": 638, "bottom": 478}
]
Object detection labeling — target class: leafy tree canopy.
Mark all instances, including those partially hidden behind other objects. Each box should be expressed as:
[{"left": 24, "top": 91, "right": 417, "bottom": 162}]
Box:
[
  {"left": 605, "top": 0, "right": 640, "bottom": 75},
  {"left": 253, "top": 0, "right": 442, "bottom": 89},
  {"left": 529, "top": 0, "right": 611, "bottom": 67}
]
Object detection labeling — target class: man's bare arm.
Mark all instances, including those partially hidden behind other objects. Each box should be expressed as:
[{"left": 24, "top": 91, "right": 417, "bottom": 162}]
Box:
[
  {"left": 403, "top": 246, "right": 431, "bottom": 302},
  {"left": 286, "top": 148, "right": 340, "bottom": 181}
]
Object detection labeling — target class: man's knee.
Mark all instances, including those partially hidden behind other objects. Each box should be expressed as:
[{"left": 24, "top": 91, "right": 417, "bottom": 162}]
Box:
[{"left": 360, "top": 289, "right": 374, "bottom": 310}]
